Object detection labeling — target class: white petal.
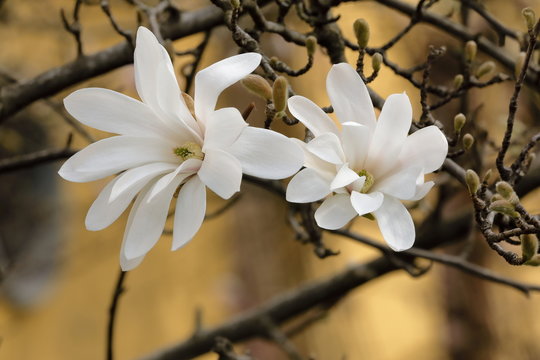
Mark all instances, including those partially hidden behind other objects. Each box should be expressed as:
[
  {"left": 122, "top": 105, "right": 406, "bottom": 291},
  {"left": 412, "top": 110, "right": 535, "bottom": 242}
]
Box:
[
  {"left": 198, "top": 148, "right": 242, "bottom": 199},
  {"left": 147, "top": 159, "right": 201, "bottom": 201},
  {"left": 350, "top": 191, "right": 383, "bottom": 216},
  {"left": 86, "top": 177, "right": 125, "bottom": 231},
  {"left": 86, "top": 163, "right": 175, "bottom": 231},
  {"left": 327, "top": 63, "right": 376, "bottom": 130},
  {"left": 203, "top": 108, "right": 247, "bottom": 151},
  {"left": 287, "top": 96, "right": 339, "bottom": 137},
  {"left": 314, "top": 194, "right": 357, "bottom": 230},
  {"left": 331, "top": 164, "right": 359, "bottom": 190},
  {"left": 340, "top": 122, "right": 371, "bottom": 171},
  {"left": 228, "top": 127, "right": 303, "bottom": 179},
  {"left": 120, "top": 249, "right": 145, "bottom": 271},
  {"left": 172, "top": 176, "right": 207, "bottom": 250},
  {"left": 410, "top": 181, "right": 434, "bottom": 201},
  {"left": 374, "top": 195, "right": 415, "bottom": 251},
  {"left": 64, "top": 88, "right": 172, "bottom": 139},
  {"left": 306, "top": 133, "right": 345, "bottom": 165},
  {"left": 350, "top": 176, "right": 367, "bottom": 193},
  {"left": 120, "top": 182, "right": 154, "bottom": 271},
  {"left": 373, "top": 166, "right": 422, "bottom": 200},
  {"left": 286, "top": 168, "right": 331, "bottom": 203},
  {"left": 155, "top": 60, "right": 202, "bottom": 140},
  {"left": 194, "top": 53, "right": 261, "bottom": 122},
  {"left": 122, "top": 173, "right": 184, "bottom": 260},
  {"left": 110, "top": 162, "right": 177, "bottom": 202},
  {"left": 292, "top": 138, "right": 335, "bottom": 179},
  {"left": 58, "top": 136, "right": 178, "bottom": 182},
  {"left": 365, "top": 93, "right": 412, "bottom": 177},
  {"left": 134, "top": 27, "right": 172, "bottom": 111},
  {"left": 398, "top": 125, "right": 448, "bottom": 173}
]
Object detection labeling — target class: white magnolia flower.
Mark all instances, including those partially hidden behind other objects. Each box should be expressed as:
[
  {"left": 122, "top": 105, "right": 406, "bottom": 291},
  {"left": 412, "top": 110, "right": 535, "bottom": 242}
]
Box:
[
  {"left": 286, "top": 63, "right": 448, "bottom": 251},
  {"left": 59, "top": 27, "right": 303, "bottom": 270}
]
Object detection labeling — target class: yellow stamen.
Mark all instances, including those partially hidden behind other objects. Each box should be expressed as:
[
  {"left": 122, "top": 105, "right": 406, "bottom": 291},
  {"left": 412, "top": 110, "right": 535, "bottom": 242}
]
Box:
[
  {"left": 357, "top": 169, "right": 374, "bottom": 193},
  {"left": 173, "top": 142, "right": 204, "bottom": 161}
]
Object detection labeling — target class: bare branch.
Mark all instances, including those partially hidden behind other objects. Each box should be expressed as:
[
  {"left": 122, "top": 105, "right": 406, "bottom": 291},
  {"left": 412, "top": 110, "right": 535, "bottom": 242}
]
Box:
[{"left": 0, "top": 5, "right": 241, "bottom": 121}]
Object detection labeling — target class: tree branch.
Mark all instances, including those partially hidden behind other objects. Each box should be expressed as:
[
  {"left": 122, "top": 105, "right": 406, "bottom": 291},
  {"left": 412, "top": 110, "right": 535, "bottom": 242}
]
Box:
[
  {"left": 0, "top": 5, "right": 231, "bottom": 121},
  {"left": 374, "top": 0, "right": 540, "bottom": 90}
]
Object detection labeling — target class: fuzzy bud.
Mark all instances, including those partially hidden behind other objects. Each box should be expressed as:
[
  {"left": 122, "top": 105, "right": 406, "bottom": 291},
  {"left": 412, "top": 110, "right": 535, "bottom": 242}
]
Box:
[
  {"left": 495, "top": 181, "right": 519, "bottom": 205},
  {"left": 462, "top": 133, "right": 474, "bottom": 150},
  {"left": 372, "top": 53, "right": 383, "bottom": 72},
  {"left": 495, "top": 181, "right": 514, "bottom": 198},
  {"left": 522, "top": 7, "right": 536, "bottom": 31},
  {"left": 241, "top": 74, "right": 273, "bottom": 101},
  {"left": 465, "top": 169, "right": 480, "bottom": 195},
  {"left": 525, "top": 255, "right": 540, "bottom": 266},
  {"left": 454, "top": 113, "right": 466, "bottom": 132},
  {"left": 270, "top": 56, "right": 279, "bottom": 68},
  {"left": 482, "top": 169, "right": 493, "bottom": 184},
  {"left": 230, "top": 0, "right": 241, "bottom": 9},
  {"left": 465, "top": 40, "right": 477, "bottom": 62},
  {"left": 272, "top": 76, "right": 288, "bottom": 113},
  {"left": 181, "top": 92, "right": 195, "bottom": 118},
  {"left": 515, "top": 52, "right": 526, "bottom": 79},
  {"left": 490, "top": 193, "right": 504, "bottom": 202},
  {"left": 521, "top": 234, "right": 539, "bottom": 262},
  {"left": 353, "top": 19, "right": 370, "bottom": 48},
  {"left": 475, "top": 61, "right": 496, "bottom": 79},
  {"left": 489, "top": 199, "right": 520, "bottom": 218},
  {"left": 306, "top": 36, "right": 317, "bottom": 56},
  {"left": 453, "top": 74, "right": 464, "bottom": 89}
]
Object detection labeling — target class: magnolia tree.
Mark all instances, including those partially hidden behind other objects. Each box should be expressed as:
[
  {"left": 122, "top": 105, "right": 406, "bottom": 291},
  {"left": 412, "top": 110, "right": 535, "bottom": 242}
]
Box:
[{"left": 1, "top": 0, "right": 540, "bottom": 359}]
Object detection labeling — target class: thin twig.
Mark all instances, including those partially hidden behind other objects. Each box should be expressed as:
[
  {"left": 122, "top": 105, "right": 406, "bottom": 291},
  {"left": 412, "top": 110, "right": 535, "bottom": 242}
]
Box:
[
  {"left": 107, "top": 270, "right": 127, "bottom": 360},
  {"left": 60, "top": 0, "right": 84, "bottom": 57},
  {"left": 496, "top": 21, "right": 539, "bottom": 181},
  {"left": 0, "top": 148, "right": 76, "bottom": 174},
  {"left": 332, "top": 229, "right": 540, "bottom": 296}
]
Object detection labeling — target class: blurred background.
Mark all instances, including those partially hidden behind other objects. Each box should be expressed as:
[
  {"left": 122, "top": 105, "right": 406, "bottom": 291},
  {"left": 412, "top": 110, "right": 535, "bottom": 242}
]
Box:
[{"left": 1, "top": 0, "right": 540, "bottom": 359}]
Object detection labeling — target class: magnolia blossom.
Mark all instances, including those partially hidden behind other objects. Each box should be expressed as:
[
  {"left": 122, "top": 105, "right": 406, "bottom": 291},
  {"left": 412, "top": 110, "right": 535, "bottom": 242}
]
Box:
[
  {"left": 59, "top": 27, "right": 303, "bottom": 270},
  {"left": 286, "top": 63, "right": 448, "bottom": 251}
]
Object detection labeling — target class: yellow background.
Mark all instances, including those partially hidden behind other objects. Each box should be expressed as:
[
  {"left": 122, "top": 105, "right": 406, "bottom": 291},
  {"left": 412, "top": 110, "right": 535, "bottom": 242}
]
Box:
[{"left": 1, "top": 0, "right": 540, "bottom": 359}]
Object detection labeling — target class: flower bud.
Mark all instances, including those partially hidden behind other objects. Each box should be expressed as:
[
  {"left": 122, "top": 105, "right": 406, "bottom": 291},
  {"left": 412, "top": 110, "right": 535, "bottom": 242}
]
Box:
[
  {"left": 462, "top": 133, "right": 474, "bottom": 150},
  {"left": 522, "top": 7, "right": 536, "bottom": 31},
  {"left": 273, "top": 111, "right": 286, "bottom": 123},
  {"left": 454, "top": 113, "right": 466, "bottom": 132},
  {"left": 270, "top": 56, "right": 279, "bottom": 68},
  {"left": 495, "top": 181, "right": 513, "bottom": 198},
  {"left": 465, "top": 40, "right": 477, "bottom": 62},
  {"left": 525, "top": 254, "right": 540, "bottom": 266},
  {"left": 489, "top": 199, "right": 520, "bottom": 218},
  {"left": 230, "top": 0, "right": 241, "bottom": 9},
  {"left": 490, "top": 193, "right": 504, "bottom": 202},
  {"left": 272, "top": 76, "right": 288, "bottom": 113},
  {"left": 372, "top": 53, "right": 383, "bottom": 72},
  {"left": 495, "top": 181, "right": 519, "bottom": 205},
  {"left": 521, "top": 234, "right": 538, "bottom": 262},
  {"left": 241, "top": 74, "right": 273, "bottom": 101},
  {"left": 353, "top": 19, "right": 370, "bottom": 48},
  {"left": 181, "top": 92, "right": 196, "bottom": 118},
  {"left": 482, "top": 169, "right": 492, "bottom": 183},
  {"left": 515, "top": 52, "right": 526, "bottom": 79},
  {"left": 475, "top": 61, "right": 496, "bottom": 78},
  {"left": 465, "top": 169, "right": 480, "bottom": 194},
  {"left": 453, "top": 74, "right": 464, "bottom": 88},
  {"left": 306, "top": 36, "right": 317, "bottom": 57}
]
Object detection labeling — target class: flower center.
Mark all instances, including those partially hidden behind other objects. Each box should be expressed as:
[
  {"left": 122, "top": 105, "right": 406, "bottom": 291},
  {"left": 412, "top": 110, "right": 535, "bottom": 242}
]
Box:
[
  {"left": 356, "top": 169, "right": 374, "bottom": 193},
  {"left": 173, "top": 142, "right": 204, "bottom": 161}
]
